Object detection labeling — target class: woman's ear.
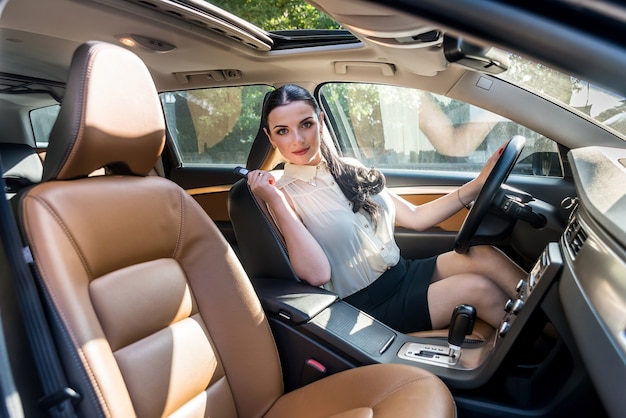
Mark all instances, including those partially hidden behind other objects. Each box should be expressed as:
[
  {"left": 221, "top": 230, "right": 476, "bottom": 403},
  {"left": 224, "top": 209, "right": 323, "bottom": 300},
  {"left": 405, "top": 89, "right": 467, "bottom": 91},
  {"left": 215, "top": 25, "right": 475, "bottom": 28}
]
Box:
[{"left": 263, "top": 128, "right": 276, "bottom": 148}]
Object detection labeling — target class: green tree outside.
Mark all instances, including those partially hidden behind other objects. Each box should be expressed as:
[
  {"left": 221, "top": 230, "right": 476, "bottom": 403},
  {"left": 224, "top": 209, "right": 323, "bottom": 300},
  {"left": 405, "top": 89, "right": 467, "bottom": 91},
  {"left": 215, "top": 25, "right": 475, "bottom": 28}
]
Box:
[{"left": 211, "top": 0, "right": 340, "bottom": 30}]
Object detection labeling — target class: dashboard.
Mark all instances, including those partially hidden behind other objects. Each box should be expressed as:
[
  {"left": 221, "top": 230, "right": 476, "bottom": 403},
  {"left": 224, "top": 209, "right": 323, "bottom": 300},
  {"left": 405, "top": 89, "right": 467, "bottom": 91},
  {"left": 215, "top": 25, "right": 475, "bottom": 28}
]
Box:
[{"left": 560, "top": 146, "right": 626, "bottom": 418}]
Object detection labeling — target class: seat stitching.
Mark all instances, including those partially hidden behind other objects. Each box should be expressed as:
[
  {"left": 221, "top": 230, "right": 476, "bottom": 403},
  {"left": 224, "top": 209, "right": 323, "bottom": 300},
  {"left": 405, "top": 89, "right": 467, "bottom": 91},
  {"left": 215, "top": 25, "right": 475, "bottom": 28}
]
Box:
[
  {"left": 369, "top": 374, "right": 452, "bottom": 409},
  {"left": 172, "top": 187, "right": 185, "bottom": 259},
  {"left": 25, "top": 194, "right": 93, "bottom": 278},
  {"left": 74, "top": 345, "right": 112, "bottom": 417},
  {"left": 49, "top": 45, "right": 96, "bottom": 181},
  {"left": 23, "top": 194, "right": 111, "bottom": 416},
  {"left": 33, "top": 269, "right": 109, "bottom": 417}
]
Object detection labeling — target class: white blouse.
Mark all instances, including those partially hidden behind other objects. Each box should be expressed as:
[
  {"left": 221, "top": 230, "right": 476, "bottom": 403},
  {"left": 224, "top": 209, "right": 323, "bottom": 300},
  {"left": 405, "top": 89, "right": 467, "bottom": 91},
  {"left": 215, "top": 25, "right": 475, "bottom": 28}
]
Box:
[{"left": 276, "top": 160, "right": 400, "bottom": 298}]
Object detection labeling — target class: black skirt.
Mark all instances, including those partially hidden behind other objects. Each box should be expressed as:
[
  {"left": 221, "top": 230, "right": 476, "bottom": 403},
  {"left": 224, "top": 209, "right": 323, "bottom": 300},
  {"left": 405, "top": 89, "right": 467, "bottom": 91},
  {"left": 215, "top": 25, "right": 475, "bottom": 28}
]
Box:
[{"left": 343, "top": 256, "right": 437, "bottom": 333}]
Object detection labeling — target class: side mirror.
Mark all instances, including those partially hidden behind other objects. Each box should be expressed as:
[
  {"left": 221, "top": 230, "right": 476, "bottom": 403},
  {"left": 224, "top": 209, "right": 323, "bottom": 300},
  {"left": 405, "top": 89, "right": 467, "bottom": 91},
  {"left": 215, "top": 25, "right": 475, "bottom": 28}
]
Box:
[{"left": 532, "top": 151, "right": 562, "bottom": 176}]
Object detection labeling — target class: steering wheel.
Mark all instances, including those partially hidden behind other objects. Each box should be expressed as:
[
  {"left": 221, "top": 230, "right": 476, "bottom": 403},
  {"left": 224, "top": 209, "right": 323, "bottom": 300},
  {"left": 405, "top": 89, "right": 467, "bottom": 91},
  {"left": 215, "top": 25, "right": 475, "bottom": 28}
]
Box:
[{"left": 454, "top": 135, "right": 526, "bottom": 254}]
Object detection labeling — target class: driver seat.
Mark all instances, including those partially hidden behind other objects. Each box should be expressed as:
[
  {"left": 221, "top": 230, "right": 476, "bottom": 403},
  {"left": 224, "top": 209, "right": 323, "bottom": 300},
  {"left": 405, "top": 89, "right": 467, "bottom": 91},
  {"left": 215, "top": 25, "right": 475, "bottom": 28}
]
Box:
[
  {"left": 228, "top": 102, "right": 495, "bottom": 343},
  {"left": 15, "top": 41, "right": 455, "bottom": 417}
]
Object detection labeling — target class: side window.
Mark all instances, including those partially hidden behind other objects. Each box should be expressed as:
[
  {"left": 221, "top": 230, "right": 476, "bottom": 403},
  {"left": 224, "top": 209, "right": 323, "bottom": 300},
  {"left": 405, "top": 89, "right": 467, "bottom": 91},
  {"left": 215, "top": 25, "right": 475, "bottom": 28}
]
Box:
[
  {"left": 30, "top": 104, "right": 61, "bottom": 148},
  {"left": 319, "top": 83, "right": 562, "bottom": 177},
  {"left": 161, "top": 85, "right": 273, "bottom": 166}
]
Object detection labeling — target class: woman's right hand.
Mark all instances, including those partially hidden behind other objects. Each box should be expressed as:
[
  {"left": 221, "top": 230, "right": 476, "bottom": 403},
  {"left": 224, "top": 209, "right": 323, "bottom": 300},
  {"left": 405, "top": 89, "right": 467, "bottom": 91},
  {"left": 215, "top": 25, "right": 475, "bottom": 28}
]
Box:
[
  {"left": 247, "top": 170, "right": 279, "bottom": 203},
  {"left": 246, "top": 169, "right": 331, "bottom": 286}
]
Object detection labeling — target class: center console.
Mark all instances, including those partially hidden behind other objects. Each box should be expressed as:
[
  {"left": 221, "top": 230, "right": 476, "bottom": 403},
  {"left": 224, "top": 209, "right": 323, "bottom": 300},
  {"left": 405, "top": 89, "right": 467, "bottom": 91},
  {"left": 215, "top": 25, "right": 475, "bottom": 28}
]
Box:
[
  {"left": 253, "top": 242, "right": 563, "bottom": 391},
  {"left": 499, "top": 242, "right": 563, "bottom": 339}
]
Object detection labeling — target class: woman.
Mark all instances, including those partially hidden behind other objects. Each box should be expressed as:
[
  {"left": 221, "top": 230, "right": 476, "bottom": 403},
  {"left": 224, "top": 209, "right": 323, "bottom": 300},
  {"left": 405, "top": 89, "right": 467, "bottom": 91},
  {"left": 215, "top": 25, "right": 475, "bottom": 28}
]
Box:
[{"left": 248, "top": 84, "right": 526, "bottom": 333}]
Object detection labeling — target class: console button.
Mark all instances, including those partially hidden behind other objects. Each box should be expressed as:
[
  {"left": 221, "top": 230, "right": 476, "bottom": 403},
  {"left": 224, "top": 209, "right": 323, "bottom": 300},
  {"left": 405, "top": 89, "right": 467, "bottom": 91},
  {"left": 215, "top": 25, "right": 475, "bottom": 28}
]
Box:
[
  {"left": 504, "top": 299, "right": 514, "bottom": 313},
  {"left": 499, "top": 322, "right": 511, "bottom": 337}
]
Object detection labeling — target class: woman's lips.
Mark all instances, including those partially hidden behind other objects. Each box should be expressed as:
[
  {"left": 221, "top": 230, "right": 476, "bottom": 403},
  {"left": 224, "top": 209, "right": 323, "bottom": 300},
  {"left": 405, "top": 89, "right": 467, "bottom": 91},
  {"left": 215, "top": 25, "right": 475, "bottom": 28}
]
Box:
[{"left": 292, "top": 147, "right": 309, "bottom": 156}]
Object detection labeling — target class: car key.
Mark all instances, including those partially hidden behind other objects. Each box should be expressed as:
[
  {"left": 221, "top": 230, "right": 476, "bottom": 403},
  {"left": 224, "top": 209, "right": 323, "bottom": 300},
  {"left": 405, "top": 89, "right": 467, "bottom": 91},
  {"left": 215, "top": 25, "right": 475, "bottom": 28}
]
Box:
[
  {"left": 234, "top": 166, "right": 250, "bottom": 178},
  {"left": 236, "top": 166, "right": 276, "bottom": 185}
]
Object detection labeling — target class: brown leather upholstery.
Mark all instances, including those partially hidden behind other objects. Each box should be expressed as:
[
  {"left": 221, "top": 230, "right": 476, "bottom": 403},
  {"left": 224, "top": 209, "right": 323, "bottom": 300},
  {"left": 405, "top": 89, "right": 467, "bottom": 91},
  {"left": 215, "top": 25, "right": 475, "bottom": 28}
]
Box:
[
  {"left": 42, "top": 43, "right": 164, "bottom": 181},
  {"left": 17, "top": 41, "right": 455, "bottom": 417}
]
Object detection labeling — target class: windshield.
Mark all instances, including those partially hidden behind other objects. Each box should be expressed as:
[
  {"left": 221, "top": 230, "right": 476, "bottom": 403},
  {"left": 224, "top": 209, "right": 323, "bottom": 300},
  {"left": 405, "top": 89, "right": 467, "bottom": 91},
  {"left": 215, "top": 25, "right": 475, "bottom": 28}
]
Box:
[{"left": 499, "top": 55, "right": 626, "bottom": 140}]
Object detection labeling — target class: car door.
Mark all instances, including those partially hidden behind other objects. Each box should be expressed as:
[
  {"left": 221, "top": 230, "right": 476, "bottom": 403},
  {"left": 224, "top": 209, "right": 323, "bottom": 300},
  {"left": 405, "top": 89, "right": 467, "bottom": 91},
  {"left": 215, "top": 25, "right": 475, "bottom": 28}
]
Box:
[{"left": 318, "top": 82, "right": 574, "bottom": 269}]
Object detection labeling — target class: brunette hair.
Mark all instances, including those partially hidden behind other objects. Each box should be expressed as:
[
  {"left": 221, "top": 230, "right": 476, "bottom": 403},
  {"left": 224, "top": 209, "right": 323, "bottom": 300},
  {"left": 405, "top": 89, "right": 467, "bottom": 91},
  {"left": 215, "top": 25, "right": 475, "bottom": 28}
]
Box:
[{"left": 263, "top": 84, "right": 385, "bottom": 221}]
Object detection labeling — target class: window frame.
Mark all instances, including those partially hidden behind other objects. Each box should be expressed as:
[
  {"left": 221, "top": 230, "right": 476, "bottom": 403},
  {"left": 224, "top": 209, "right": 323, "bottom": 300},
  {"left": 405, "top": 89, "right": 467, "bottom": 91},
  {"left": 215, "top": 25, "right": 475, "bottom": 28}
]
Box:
[
  {"left": 317, "top": 82, "right": 563, "bottom": 178},
  {"left": 161, "top": 84, "right": 274, "bottom": 168}
]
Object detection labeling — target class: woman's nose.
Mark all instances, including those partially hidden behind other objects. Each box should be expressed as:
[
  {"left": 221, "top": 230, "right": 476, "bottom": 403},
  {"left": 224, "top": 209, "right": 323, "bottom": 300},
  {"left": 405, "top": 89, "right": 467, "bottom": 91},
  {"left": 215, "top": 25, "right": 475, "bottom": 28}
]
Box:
[{"left": 293, "top": 129, "right": 304, "bottom": 143}]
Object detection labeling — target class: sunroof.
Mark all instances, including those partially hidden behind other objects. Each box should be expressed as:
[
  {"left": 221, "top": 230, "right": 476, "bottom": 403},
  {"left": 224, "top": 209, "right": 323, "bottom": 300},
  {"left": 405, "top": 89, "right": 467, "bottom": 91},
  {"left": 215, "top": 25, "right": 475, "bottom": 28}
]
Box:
[
  {"left": 205, "top": 0, "right": 359, "bottom": 50},
  {"left": 207, "top": 0, "right": 341, "bottom": 30},
  {"left": 118, "top": 0, "right": 356, "bottom": 50}
]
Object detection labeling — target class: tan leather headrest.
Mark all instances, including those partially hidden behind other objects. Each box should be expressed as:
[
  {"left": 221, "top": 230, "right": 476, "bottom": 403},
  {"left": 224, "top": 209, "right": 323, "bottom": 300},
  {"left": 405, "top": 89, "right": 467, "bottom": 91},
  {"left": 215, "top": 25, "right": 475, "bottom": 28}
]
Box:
[{"left": 43, "top": 41, "right": 165, "bottom": 181}]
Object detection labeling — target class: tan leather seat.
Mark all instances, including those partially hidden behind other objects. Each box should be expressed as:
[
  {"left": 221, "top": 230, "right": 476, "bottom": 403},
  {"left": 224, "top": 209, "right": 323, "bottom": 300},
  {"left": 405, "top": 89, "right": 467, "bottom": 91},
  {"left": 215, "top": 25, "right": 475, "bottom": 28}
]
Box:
[{"left": 16, "top": 41, "right": 455, "bottom": 417}]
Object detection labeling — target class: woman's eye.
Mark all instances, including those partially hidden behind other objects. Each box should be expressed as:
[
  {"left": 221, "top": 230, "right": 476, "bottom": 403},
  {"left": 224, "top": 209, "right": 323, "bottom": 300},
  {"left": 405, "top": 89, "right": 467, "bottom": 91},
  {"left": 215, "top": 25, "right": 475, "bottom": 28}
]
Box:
[
  {"left": 302, "top": 121, "right": 312, "bottom": 128},
  {"left": 276, "top": 128, "right": 288, "bottom": 135}
]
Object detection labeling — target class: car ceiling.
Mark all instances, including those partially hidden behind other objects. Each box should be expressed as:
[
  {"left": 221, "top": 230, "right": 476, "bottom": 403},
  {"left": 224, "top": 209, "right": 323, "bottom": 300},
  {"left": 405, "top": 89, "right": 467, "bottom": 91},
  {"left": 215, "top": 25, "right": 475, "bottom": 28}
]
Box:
[
  {"left": 0, "top": 0, "right": 473, "bottom": 100},
  {"left": 3, "top": 0, "right": 626, "bottom": 96},
  {"left": 2, "top": 0, "right": 626, "bottom": 152}
]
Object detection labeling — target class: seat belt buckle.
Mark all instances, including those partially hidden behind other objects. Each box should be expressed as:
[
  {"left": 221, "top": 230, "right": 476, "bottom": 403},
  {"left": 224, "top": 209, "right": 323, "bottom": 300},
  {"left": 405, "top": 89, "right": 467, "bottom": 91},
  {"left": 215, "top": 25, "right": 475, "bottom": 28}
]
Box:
[{"left": 38, "top": 387, "right": 81, "bottom": 412}]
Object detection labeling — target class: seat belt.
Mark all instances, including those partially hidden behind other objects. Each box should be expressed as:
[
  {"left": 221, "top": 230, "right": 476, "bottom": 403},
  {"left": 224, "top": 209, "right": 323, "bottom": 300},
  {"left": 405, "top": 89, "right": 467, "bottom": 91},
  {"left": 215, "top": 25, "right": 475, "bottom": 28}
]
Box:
[
  {"left": 0, "top": 293, "right": 24, "bottom": 418},
  {"left": 0, "top": 168, "right": 80, "bottom": 418}
]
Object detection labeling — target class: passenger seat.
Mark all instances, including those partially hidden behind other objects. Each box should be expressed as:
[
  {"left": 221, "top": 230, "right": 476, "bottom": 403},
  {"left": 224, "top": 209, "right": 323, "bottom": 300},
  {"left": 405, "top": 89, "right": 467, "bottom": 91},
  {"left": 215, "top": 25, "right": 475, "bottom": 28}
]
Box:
[{"left": 15, "top": 41, "right": 455, "bottom": 417}]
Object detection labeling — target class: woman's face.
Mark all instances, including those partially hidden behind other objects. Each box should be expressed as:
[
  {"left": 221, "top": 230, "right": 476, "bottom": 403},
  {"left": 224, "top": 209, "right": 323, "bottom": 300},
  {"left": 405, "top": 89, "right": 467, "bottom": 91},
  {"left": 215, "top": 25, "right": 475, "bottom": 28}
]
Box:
[{"left": 264, "top": 100, "right": 324, "bottom": 166}]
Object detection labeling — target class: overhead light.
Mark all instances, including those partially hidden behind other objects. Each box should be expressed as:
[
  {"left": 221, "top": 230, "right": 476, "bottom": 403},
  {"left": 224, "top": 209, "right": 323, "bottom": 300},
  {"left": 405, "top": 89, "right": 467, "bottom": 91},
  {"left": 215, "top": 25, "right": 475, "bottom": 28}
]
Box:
[{"left": 116, "top": 34, "right": 176, "bottom": 53}]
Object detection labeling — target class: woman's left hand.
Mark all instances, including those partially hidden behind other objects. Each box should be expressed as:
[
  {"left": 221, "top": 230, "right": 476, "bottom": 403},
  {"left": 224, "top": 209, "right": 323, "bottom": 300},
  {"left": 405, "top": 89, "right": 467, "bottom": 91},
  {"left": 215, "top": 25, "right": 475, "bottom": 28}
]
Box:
[
  {"left": 461, "top": 143, "right": 507, "bottom": 204},
  {"left": 475, "top": 143, "right": 506, "bottom": 187}
]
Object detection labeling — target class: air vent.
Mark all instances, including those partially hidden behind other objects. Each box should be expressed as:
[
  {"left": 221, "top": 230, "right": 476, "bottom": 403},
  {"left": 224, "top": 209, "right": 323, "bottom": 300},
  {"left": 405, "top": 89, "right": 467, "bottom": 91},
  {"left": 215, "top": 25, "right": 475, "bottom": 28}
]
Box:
[{"left": 564, "top": 216, "right": 588, "bottom": 259}]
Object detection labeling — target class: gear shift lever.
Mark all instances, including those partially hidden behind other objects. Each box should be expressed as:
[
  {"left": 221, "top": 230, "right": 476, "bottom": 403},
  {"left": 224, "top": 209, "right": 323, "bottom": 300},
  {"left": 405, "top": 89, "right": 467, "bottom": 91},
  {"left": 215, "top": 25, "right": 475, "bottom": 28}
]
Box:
[{"left": 448, "top": 304, "right": 476, "bottom": 364}]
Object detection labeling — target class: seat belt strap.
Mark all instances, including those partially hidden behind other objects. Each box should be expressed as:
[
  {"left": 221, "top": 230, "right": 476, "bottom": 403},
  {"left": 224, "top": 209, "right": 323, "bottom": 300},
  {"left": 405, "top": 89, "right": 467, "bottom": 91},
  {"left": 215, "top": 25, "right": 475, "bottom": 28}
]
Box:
[
  {"left": 21, "top": 246, "right": 81, "bottom": 417},
  {"left": 0, "top": 177, "right": 79, "bottom": 418}
]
